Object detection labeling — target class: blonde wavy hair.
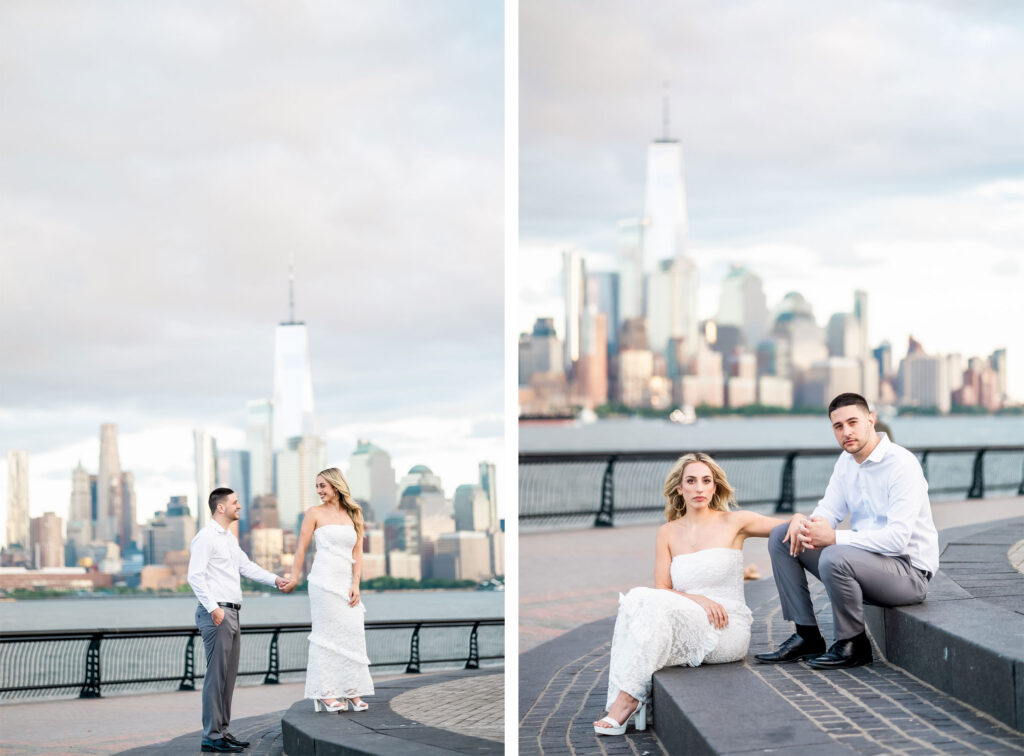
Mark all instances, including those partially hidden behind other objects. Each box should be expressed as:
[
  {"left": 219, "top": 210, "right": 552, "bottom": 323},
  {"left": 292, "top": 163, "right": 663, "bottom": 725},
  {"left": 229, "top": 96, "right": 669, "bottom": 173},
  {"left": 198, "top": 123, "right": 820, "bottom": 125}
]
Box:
[
  {"left": 663, "top": 452, "right": 735, "bottom": 522},
  {"left": 317, "top": 467, "right": 365, "bottom": 539}
]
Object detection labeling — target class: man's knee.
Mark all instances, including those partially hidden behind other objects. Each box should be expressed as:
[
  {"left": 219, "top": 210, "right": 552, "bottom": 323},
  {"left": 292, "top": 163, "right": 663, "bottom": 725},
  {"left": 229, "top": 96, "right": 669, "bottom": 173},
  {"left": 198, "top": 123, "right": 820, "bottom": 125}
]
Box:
[
  {"left": 818, "top": 545, "right": 856, "bottom": 579},
  {"left": 768, "top": 522, "right": 789, "bottom": 551}
]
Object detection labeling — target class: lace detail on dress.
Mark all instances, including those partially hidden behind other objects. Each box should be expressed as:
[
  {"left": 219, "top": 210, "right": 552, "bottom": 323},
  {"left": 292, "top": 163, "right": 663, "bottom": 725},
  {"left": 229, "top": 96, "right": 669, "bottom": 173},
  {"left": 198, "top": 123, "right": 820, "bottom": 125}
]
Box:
[
  {"left": 304, "top": 525, "right": 375, "bottom": 700},
  {"left": 606, "top": 548, "right": 752, "bottom": 708}
]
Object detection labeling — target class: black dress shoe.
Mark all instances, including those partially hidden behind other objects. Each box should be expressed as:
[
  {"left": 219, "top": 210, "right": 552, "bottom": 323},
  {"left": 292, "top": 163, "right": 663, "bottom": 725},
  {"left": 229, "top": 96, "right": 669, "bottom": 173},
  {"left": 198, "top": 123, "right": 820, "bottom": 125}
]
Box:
[
  {"left": 754, "top": 632, "right": 826, "bottom": 664},
  {"left": 201, "top": 738, "right": 244, "bottom": 753},
  {"left": 806, "top": 633, "right": 873, "bottom": 669},
  {"left": 224, "top": 733, "right": 250, "bottom": 748}
]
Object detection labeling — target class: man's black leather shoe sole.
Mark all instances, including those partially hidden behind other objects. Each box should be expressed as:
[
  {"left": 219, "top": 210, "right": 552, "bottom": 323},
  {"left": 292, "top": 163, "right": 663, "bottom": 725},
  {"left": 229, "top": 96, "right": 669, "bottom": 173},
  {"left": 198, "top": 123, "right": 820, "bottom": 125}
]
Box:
[
  {"left": 201, "top": 739, "right": 244, "bottom": 753},
  {"left": 754, "top": 633, "right": 826, "bottom": 664}
]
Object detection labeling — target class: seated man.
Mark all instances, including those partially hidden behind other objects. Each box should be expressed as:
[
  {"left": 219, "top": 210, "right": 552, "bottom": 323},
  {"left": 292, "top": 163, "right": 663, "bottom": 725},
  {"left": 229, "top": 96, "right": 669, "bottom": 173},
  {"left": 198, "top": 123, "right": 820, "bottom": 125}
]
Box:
[{"left": 755, "top": 392, "right": 939, "bottom": 669}]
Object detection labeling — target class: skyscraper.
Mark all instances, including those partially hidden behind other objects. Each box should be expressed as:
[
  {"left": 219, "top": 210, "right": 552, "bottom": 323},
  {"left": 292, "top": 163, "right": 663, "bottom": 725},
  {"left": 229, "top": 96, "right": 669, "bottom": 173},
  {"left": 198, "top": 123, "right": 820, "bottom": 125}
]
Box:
[
  {"left": 586, "top": 271, "right": 620, "bottom": 356},
  {"left": 193, "top": 430, "right": 218, "bottom": 530},
  {"left": 617, "top": 218, "right": 646, "bottom": 321},
  {"left": 562, "top": 249, "right": 586, "bottom": 372},
  {"left": 67, "top": 461, "right": 93, "bottom": 552},
  {"left": 217, "top": 450, "right": 252, "bottom": 535},
  {"left": 274, "top": 435, "right": 327, "bottom": 534},
  {"left": 30, "top": 512, "right": 63, "bottom": 568},
  {"left": 272, "top": 258, "right": 316, "bottom": 450},
  {"left": 642, "top": 93, "right": 690, "bottom": 272},
  {"left": 646, "top": 255, "right": 698, "bottom": 358},
  {"left": 717, "top": 265, "right": 769, "bottom": 348},
  {"left": 348, "top": 440, "right": 397, "bottom": 523},
  {"left": 120, "top": 471, "right": 137, "bottom": 549},
  {"left": 246, "top": 399, "right": 274, "bottom": 499},
  {"left": 96, "top": 424, "right": 121, "bottom": 543},
  {"left": 6, "top": 451, "right": 30, "bottom": 548},
  {"left": 478, "top": 461, "right": 497, "bottom": 531}
]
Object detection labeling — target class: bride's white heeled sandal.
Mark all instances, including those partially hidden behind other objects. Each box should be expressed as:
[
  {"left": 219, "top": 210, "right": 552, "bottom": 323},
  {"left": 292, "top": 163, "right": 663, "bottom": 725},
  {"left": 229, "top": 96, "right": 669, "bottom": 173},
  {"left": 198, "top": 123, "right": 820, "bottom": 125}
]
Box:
[
  {"left": 594, "top": 700, "right": 646, "bottom": 735},
  {"left": 347, "top": 698, "right": 369, "bottom": 711},
  {"left": 313, "top": 698, "right": 348, "bottom": 712}
]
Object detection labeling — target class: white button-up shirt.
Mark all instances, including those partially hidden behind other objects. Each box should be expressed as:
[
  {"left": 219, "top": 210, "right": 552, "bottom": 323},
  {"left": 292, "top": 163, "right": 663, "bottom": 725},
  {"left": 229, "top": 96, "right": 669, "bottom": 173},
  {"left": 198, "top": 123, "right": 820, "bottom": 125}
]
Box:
[
  {"left": 811, "top": 433, "right": 940, "bottom": 575},
  {"left": 187, "top": 520, "right": 279, "bottom": 613}
]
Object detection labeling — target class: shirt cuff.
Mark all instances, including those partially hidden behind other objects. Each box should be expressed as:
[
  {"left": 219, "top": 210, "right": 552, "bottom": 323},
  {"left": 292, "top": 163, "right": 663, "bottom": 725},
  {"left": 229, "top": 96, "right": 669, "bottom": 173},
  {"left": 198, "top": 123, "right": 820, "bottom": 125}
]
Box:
[
  {"left": 201, "top": 600, "right": 219, "bottom": 614},
  {"left": 834, "top": 529, "right": 851, "bottom": 546}
]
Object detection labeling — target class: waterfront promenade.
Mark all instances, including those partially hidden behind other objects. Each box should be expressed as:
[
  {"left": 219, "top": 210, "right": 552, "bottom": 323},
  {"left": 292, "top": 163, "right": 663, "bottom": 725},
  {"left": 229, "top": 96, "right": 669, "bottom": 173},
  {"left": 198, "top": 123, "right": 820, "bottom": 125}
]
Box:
[
  {"left": 519, "top": 496, "right": 1024, "bottom": 754},
  {"left": 0, "top": 668, "right": 504, "bottom": 754}
]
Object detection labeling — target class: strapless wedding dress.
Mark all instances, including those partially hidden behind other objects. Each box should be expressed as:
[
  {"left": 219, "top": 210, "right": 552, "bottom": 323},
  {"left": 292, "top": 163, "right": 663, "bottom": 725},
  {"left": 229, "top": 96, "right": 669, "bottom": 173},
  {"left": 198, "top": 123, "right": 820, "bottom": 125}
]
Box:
[
  {"left": 606, "top": 548, "right": 752, "bottom": 708},
  {"left": 304, "top": 525, "right": 374, "bottom": 700}
]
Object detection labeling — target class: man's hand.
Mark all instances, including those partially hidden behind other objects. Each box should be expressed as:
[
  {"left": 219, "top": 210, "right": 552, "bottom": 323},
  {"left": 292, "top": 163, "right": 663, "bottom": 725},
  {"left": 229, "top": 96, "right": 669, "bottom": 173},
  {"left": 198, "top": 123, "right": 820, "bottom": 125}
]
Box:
[
  {"left": 799, "top": 516, "right": 837, "bottom": 550},
  {"left": 783, "top": 514, "right": 808, "bottom": 556},
  {"left": 211, "top": 607, "right": 225, "bottom": 626},
  {"left": 275, "top": 576, "right": 288, "bottom": 591},
  {"left": 276, "top": 576, "right": 297, "bottom": 593}
]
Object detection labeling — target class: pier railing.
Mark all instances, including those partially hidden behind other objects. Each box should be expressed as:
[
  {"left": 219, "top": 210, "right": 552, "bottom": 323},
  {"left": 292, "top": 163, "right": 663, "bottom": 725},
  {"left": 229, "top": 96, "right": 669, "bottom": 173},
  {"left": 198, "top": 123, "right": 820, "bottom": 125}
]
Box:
[
  {"left": 520, "top": 445, "right": 1024, "bottom": 528},
  {"left": 0, "top": 617, "right": 503, "bottom": 702}
]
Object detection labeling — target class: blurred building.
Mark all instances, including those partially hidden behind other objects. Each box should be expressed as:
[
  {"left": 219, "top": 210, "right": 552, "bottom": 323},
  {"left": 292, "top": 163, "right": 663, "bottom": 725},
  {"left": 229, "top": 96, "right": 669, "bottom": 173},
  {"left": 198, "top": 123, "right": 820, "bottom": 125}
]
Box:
[
  {"left": 717, "top": 265, "right": 768, "bottom": 347},
  {"left": 900, "top": 353, "right": 951, "bottom": 413},
  {"left": 144, "top": 497, "right": 196, "bottom": 567},
  {"left": 250, "top": 494, "right": 280, "bottom": 530},
  {"left": 587, "top": 271, "right": 620, "bottom": 356},
  {"left": 489, "top": 529, "right": 505, "bottom": 577},
  {"left": 519, "top": 318, "right": 564, "bottom": 386},
  {"left": 96, "top": 424, "right": 122, "bottom": 543},
  {"left": 250, "top": 527, "right": 284, "bottom": 574},
  {"left": 647, "top": 256, "right": 698, "bottom": 360},
  {"left": 119, "top": 471, "right": 138, "bottom": 550},
  {"left": 387, "top": 550, "right": 421, "bottom": 580},
  {"left": 575, "top": 307, "right": 608, "bottom": 408},
  {"left": 193, "top": 430, "right": 218, "bottom": 531},
  {"left": 758, "top": 376, "right": 794, "bottom": 409},
  {"left": 6, "top": 450, "right": 30, "bottom": 549},
  {"left": 434, "top": 532, "right": 491, "bottom": 582},
  {"left": 563, "top": 249, "right": 585, "bottom": 373},
  {"left": 275, "top": 435, "right": 327, "bottom": 534},
  {"left": 246, "top": 399, "right": 274, "bottom": 500},
  {"left": 217, "top": 450, "right": 251, "bottom": 536},
  {"left": 272, "top": 263, "right": 316, "bottom": 450},
  {"left": 801, "top": 357, "right": 863, "bottom": 409},
  {"left": 30, "top": 512, "right": 63, "bottom": 569},
  {"left": 453, "top": 485, "right": 491, "bottom": 532},
  {"left": 67, "top": 461, "right": 92, "bottom": 553},
  {"left": 348, "top": 440, "right": 397, "bottom": 523},
  {"left": 617, "top": 218, "right": 646, "bottom": 322}
]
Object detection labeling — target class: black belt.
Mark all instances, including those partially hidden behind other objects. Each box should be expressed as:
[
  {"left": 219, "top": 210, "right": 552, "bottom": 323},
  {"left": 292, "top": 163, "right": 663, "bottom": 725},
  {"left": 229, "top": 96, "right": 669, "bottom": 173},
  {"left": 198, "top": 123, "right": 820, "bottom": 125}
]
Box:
[{"left": 217, "top": 602, "right": 241, "bottom": 610}]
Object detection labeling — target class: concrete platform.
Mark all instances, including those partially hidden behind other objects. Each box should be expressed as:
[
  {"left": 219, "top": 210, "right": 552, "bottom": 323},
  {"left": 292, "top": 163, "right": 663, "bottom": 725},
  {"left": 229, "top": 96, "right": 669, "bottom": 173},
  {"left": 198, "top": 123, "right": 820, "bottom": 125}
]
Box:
[{"left": 864, "top": 517, "right": 1024, "bottom": 731}]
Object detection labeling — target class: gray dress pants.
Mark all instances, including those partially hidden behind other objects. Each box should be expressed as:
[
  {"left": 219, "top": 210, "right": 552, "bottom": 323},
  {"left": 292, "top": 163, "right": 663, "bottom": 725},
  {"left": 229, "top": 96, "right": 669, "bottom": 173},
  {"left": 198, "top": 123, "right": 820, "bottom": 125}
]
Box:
[
  {"left": 196, "top": 605, "right": 241, "bottom": 741},
  {"left": 767, "top": 523, "right": 930, "bottom": 640}
]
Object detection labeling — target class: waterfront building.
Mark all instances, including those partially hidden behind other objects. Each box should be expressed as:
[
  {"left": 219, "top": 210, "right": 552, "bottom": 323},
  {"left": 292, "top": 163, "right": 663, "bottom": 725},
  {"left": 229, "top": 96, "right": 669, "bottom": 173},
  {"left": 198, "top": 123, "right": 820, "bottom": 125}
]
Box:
[
  {"left": 6, "top": 451, "right": 30, "bottom": 549},
  {"left": 489, "top": 529, "right": 505, "bottom": 577},
  {"left": 979, "top": 367, "right": 1001, "bottom": 411},
  {"left": 587, "top": 271, "right": 620, "bottom": 356},
  {"left": 384, "top": 513, "right": 419, "bottom": 557},
  {"left": 387, "top": 550, "right": 421, "bottom": 580},
  {"left": 67, "top": 461, "right": 92, "bottom": 552},
  {"left": 900, "top": 352, "right": 951, "bottom": 413},
  {"left": 642, "top": 101, "right": 690, "bottom": 273},
  {"left": 646, "top": 255, "right": 699, "bottom": 360},
  {"left": 562, "top": 248, "right": 585, "bottom": 372},
  {"left": 478, "top": 462, "right": 498, "bottom": 535},
  {"left": 348, "top": 440, "right": 397, "bottom": 523},
  {"left": 363, "top": 525, "right": 386, "bottom": 555},
  {"left": 246, "top": 399, "right": 274, "bottom": 499},
  {"left": 119, "top": 471, "right": 137, "bottom": 550},
  {"left": 575, "top": 307, "right": 608, "bottom": 408},
  {"left": 617, "top": 218, "right": 647, "bottom": 322},
  {"left": 454, "top": 485, "right": 490, "bottom": 532},
  {"left": 30, "top": 512, "right": 63, "bottom": 568},
  {"left": 801, "top": 357, "right": 863, "bottom": 409},
  {"left": 990, "top": 349, "right": 1008, "bottom": 401},
  {"left": 860, "top": 356, "right": 880, "bottom": 405},
  {"left": 758, "top": 376, "right": 794, "bottom": 409},
  {"left": 250, "top": 526, "right": 284, "bottom": 574},
  {"left": 827, "top": 313, "right": 860, "bottom": 358},
  {"left": 520, "top": 318, "right": 563, "bottom": 386},
  {"left": 275, "top": 434, "right": 327, "bottom": 534},
  {"left": 0, "top": 567, "right": 112, "bottom": 592},
  {"left": 193, "top": 429, "right": 218, "bottom": 530},
  {"left": 434, "top": 531, "right": 491, "bottom": 582},
  {"left": 144, "top": 497, "right": 195, "bottom": 567},
  {"left": 217, "top": 450, "right": 251, "bottom": 535},
  {"left": 874, "top": 341, "right": 893, "bottom": 381},
  {"left": 96, "top": 424, "right": 121, "bottom": 543},
  {"left": 361, "top": 553, "right": 385, "bottom": 581},
  {"left": 853, "top": 290, "right": 869, "bottom": 358},
  {"left": 250, "top": 494, "right": 280, "bottom": 530},
  {"left": 726, "top": 377, "right": 757, "bottom": 408},
  {"left": 272, "top": 258, "right": 316, "bottom": 450},
  {"left": 717, "top": 264, "right": 768, "bottom": 348},
  {"left": 946, "top": 354, "right": 965, "bottom": 393}
]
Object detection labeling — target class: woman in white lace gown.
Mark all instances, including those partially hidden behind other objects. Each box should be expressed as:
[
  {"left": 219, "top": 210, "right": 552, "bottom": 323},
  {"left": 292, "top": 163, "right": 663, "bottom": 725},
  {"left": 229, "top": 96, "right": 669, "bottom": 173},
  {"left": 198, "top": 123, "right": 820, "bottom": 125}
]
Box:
[
  {"left": 285, "top": 467, "right": 374, "bottom": 713},
  {"left": 594, "top": 452, "right": 794, "bottom": 735}
]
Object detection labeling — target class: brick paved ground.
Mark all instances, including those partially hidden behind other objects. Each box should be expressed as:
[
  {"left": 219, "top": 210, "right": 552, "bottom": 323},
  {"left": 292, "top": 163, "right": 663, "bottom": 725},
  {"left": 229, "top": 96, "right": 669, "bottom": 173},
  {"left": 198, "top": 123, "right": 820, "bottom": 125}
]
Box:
[{"left": 389, "top": 673, "right": 504, "bottom": 742}]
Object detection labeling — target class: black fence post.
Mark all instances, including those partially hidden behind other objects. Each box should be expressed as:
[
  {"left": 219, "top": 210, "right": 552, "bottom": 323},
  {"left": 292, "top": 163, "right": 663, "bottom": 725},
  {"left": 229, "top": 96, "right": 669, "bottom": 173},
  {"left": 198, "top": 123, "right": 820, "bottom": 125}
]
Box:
[
  {"left": 1018, "top": 455, "right": 1024, "bottom": 496},
  {"left": 178, "top": 632, "right": 196, "bottom": 691},
  {"left": 594, "top": 457, "right": 616, "bottom": 527},
  {"left": 406, "top": 624, "right": 421, "bottom": 674},
  {"left": 80, "top": 634, "right": 102, "bottom": 698},
  {"left": 465, "top": 621, "right": 480, "bottom": 670},
  {"left": 263, "top": 629, "right": 280, "bottom": 685},
  {"left": 775, "top": 453, "right": 797, "bottom": 514},
  {"left": 968, "top": 449, "right": 986, "bottom": 499}
]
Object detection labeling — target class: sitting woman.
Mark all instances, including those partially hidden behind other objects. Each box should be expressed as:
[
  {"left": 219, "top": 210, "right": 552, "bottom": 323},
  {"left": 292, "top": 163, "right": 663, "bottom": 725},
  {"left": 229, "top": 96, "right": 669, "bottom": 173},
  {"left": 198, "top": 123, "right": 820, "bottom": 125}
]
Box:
[{"left": 594, "top": 452, "right": 793, "bottom": 736}]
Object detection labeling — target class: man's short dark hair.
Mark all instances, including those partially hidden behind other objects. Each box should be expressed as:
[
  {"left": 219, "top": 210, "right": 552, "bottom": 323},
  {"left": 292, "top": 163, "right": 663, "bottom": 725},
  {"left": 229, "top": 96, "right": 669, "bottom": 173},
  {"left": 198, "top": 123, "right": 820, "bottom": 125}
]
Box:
[
  {"left": 828, "top": 393, "right": 871, "bottom": 417},
  {"left": 208, "top": 487, "right": 234, "bottom": 515}
]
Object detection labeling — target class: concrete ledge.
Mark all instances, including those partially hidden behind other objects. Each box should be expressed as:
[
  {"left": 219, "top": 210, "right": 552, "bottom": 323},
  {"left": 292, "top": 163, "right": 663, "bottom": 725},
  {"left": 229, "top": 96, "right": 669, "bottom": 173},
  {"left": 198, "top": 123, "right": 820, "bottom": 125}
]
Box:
[
  {"left": 864, "top": 517, "right": 1024, "bottom": 731},
  {"left": 282, "top": 669, "right": 502, "bottom": 755},
  {"left": 652, "top": 579, "right": 858, "bottom": 755}
]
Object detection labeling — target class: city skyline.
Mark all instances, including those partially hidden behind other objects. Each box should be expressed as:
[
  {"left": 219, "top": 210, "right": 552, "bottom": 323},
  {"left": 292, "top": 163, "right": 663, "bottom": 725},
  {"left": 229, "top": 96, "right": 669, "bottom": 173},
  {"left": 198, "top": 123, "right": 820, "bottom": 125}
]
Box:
[
  {"left": 520, "top": 0, "right": 1024, "bottom": 400},
  {"left": 0, "top": 2, "right": 503, "bottom": 534}
]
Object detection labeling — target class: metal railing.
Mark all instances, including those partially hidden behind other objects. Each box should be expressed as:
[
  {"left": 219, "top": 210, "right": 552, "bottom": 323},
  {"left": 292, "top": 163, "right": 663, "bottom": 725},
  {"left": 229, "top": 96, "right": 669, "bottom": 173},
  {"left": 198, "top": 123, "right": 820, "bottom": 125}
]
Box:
[
  {"left": 520, "top": 445, "right": 1024, "bottom": 528},
  {"left": 0, "top": 617, "right": 503, "bottom": 702}
]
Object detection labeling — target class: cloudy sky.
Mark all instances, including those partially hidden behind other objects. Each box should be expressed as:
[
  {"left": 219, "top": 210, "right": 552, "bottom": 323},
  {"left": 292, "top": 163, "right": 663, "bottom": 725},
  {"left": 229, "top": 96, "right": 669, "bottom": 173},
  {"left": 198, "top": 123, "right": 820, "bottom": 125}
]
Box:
[
  {"left": 520, "top": 0, "right": 1024, "bottom": 400},
  {"left": 0, "top": 1, "right": 504, "bottom": 537}
]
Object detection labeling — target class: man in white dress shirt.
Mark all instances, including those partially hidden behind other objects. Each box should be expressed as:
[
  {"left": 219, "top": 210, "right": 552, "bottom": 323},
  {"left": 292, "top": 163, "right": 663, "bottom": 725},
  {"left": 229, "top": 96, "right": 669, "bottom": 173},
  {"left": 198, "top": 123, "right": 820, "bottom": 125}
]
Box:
[
  {"left": 755, "top": 393, "right": 939, "bottom": 669},
  {"left": 188, "top": 487, "right": 291, "bottom": 753}
]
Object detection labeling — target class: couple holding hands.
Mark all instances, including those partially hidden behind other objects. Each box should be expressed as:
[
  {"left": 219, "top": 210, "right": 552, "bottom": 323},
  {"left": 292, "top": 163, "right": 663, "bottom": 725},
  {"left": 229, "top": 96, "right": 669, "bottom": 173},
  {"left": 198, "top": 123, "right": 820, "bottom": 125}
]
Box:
[
  {"left": 187, "top": 468, "right": 372, "bottom": 753},
  {"left": 595, "top": 392, "right": 939, "bottom": 736}
]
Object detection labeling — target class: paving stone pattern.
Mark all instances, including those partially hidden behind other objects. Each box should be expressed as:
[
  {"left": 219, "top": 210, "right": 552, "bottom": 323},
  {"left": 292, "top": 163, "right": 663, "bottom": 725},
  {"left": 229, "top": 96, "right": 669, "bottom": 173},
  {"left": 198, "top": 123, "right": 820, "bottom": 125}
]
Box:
[
  {"left": 520, "top": 578, "right": 1024, "bottom": 756},
  {"left": 389, "top": 673, "right": 504, "bottom": 742}
]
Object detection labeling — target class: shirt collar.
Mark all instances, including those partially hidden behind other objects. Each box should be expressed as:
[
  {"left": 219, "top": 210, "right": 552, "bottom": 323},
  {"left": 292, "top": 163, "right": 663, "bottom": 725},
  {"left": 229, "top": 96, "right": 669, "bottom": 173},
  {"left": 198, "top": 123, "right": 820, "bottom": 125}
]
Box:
[
  {"left": 864, "top": 432, "right": 891, "bottom": 464},
  {"left": 209, "top": 520, "right": 228, "bottom": 534}
]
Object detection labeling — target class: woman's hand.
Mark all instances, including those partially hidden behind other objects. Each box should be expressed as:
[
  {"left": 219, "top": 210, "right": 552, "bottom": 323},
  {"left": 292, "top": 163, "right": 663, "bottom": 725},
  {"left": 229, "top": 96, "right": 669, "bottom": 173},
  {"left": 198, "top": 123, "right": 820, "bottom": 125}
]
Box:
[
  {"left": 348, "top": 584, "right": 360, "bottom": 607},
  {"left": 687, "top": 594, "right": 729, "bottom": 629},
  {"left": 783, "top": 514, "right": 807, "bottom": 557}
]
